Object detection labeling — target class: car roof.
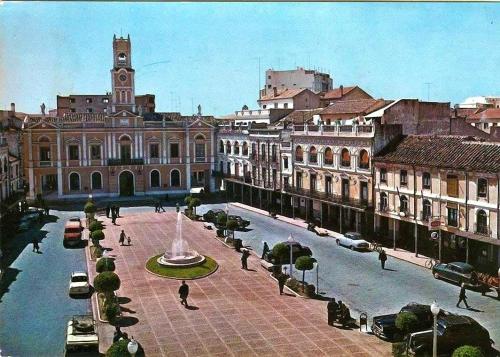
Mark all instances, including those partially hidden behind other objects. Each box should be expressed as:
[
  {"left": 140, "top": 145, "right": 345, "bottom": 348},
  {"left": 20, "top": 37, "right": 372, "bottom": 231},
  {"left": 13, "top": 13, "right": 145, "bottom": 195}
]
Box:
[
  {"left": 439, "top": 314, "right": 473, "bottom": 326},
  {"left": 65, "top": 221, "right": 81, "bottom": 228},
  {"left": 72, "top": 271, "right": 88, "bottom": 276},
  {"left": 402, "top": 302, "right": 430, "bottom": 312},
  {"left": 69, "top": 216, "right": 81, "bottom": 220},
  {"left": 448, "top": 262, "right": 475, "bottom": 270}
]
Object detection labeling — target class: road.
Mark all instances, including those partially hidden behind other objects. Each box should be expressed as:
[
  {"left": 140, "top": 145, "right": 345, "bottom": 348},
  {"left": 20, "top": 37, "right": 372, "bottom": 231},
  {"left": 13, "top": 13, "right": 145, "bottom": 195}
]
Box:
[
  {"left": 198, "top": 203, "right": 500, "bottom": 346},
  {"left": 0, "top": 210, "right": 91, "bottom": 357}
]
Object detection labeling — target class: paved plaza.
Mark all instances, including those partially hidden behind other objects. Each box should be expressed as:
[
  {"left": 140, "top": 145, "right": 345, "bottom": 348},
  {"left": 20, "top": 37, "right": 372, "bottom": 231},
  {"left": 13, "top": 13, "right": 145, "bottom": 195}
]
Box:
[{"left": 91, "top": 209, "right": 391, "bottom": 356}]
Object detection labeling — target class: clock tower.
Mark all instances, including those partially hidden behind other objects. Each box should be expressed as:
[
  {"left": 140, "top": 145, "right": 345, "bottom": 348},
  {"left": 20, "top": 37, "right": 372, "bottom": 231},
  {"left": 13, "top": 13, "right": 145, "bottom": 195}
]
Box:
[{"left": 111, "top": 34, "right": 136, "bottom": 113}]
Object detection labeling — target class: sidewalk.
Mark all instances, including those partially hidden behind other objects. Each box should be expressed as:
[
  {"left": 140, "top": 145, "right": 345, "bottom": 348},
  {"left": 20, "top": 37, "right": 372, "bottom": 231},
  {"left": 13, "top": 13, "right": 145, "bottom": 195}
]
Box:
[{"left": 229, "top": 201, "right": 430, "bottom": 269}]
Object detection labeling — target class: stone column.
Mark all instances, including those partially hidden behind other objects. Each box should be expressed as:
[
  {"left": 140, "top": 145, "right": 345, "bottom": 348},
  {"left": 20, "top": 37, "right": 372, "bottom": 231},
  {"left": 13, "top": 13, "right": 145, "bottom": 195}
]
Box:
[
  {"left": 56, "top": 129, "right": 63, "bottom": 197},
  {"left": 210, "top": 129, "right": 216, "bottom": 192},
  {"left": 185, "top": 129, "right": 191, "bottom": 191}
]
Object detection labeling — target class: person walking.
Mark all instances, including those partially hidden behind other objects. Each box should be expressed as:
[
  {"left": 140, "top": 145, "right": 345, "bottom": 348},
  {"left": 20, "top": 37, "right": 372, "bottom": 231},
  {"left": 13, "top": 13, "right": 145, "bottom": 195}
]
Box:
[
  {"left": 158, "top": 200, "right": 165, "bottom": 212},
  {"left": 154, "top": 201, "right": 159, "bottom": 213},
  {"left": 127, "top": 236, "right": 131, "bottom": 246},
  {"left": 261, "top": 241, "right": 270, "bottom": 260},
  {"left": 116, "top": 205, "right": 120, "bottom": 217},
  {"left": 327, "top": 298, "right": 339, "bottom": 326},
  {"left": 179, "top": 280, "right": 189, "bottom": 307},
  {"left": 119, "top": 230, "right": 126, "bottom": 246},
  {"left": 457, "top": 283, "right": 470, "bottom": 308},
  {"left": 32, "top": 237, "right": 40, "bottom": 253},
  {"left": 106, "top": 204, "right": 111, "bottom": 218},
  {"left": 278, "top": 273, "right": 287, "bottom": 295},
  {"left": 241, "top": 249, "right": 250, "bottom": 270},
  {"left": 379, "top": 250, "right": 387, "bottom": 270}
]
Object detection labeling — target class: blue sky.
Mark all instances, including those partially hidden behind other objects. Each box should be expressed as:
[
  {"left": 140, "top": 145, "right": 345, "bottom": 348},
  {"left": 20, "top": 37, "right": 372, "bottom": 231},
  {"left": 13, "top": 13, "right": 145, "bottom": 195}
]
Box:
[{"left": 1, "top": 2, "right": 500, "bottom": 115}]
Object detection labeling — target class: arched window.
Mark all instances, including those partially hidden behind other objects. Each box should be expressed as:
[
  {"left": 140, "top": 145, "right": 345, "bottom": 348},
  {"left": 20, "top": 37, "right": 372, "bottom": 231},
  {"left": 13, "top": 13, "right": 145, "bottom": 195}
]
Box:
[
  {"left": 3, "top": 158, "right": 7, "bottom": 174},
  {"left": 242, "top": 142, "right": 248, "bottom": 156},
  {"left": 69, "top": 173, "right": 80, "bottom": 191},
  {"left": 251, "top": 143, "right": 256, "bottom": 158},
  {"left": 341, "top": 148, "right": 351, "bottom": 167},
  {"left": 219, "top": 140, "right": 224, "bottom": 153},
  {"left": 91, "top": 172, "right": 102, "bottom": 190},
  {"left": 150, "top": 170, "right": 160, "bottom": 188},
  {"left": 359, "top": 150, "right": 369, "bottom": 169},
  {"left": 295, "top": 146, "right": 303, "bottom": 162},
  {"left": 478, "top": 178, "right": 488, "bottom": 198},
  {"left": 170, "top": 169, "right": 180, "bottom": 187},
  {"left": 226, "top": 141, "right": 231, "bottom": 155},
  {"left": 261, "top": 143, "right": 266, "bottom": 159},
  {"left": 234, "top": 142, "right": 240, "bottom": 155},
  {"left": 380, "top": 192, "right": 388, "bottom": 211},
  {"left": 194, "top": 135, "right": 206, "bottom": 162},
  {"left": 422, "top": 199, "right": 431, "bottom": 221},
  {"left": 324, "top": 147, "right": 333, "bottom": 165},
  {"left": 400, "top": 196, "right": 408, "bottom": 213},
  {"left": 309, "top": 146, "right": 317, "bottom": 163},
  {"left": 476, "top": 210, "right": 488, "bottom": 234},
  {"left": 120, "top": 135, "right": 132, "bottom": 160}
]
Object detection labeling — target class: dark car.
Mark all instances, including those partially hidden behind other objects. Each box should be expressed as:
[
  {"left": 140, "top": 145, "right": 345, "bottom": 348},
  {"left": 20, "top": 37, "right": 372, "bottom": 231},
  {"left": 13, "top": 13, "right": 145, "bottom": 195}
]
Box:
[
  {"left": 228, "top": 215, "right": 250, "bottom": 229},
  {"left": 264, "top": 241, "right": 313, "bottom": 264},
  {"left": 371, "top": 303, "right": 451, "bottom": 341},
  {"left": 406, "top": 314, "right": 493, "bottom": 356},
  {"left": 203, "top": 209, "right": 225, "bottom": 223},
  {"left": 432, "top": 262, "right": 480, "bottom": 287}
]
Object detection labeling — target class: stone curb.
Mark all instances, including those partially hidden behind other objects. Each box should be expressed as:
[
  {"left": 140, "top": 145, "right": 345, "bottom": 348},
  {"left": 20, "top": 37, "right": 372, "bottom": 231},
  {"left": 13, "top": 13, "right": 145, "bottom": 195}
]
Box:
[{"left": 144, "top": 255, "right": 219, "bottom": 280}]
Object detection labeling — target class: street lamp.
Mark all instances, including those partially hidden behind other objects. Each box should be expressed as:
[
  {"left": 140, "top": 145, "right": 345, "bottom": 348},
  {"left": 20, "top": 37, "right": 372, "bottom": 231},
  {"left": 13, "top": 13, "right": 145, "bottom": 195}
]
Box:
[
  {"left": 88, "top": 194, "right": 93, "bottom": 201},
  {"left": 225, "top": 203, "right": 229, "bottom": 216},
  {"left": 127, "top": 336, "right": 139, "bottom": 357},
  {"left": 288, "top": 234, "right": 294, "bottom": 277},
  {"left": 430, "top": 301, "right": 440, "bottom": 357}
]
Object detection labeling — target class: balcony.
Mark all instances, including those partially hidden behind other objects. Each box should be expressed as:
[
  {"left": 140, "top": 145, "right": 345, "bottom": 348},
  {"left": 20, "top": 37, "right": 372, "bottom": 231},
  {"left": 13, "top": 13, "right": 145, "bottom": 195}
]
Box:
[
  {"left": 108, "top": 158, "right": 144, "bottom": 166},
  {"left": 283, "top": 185, "right": 371, "bottom": 209},
  {"left": 421, "top": 212, "right": 431, "bottom": 222},
  {"left": 39, "top": 161, "right": 52, "bottom": 167},
  {"left": 475, "top": 224, "right": 490, "bottom": 236},
  {"left": 292, "top": 124, "right": 374, "bottom": 137},
  {"left": 359, "top": 163, "right": 370, "bottom": 170},
  {"left": 379, "top": 203, "right": 388, "bottom": 212}
]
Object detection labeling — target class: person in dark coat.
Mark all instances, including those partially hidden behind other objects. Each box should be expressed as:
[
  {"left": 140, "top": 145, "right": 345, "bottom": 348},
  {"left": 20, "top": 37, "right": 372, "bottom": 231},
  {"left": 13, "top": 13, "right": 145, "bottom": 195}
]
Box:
[
  {"left": 278, "top": 273, "right": 287, "bottom": 295},
  {"left": 261, "top": 242, "right": 270, "bottom": 260},
  {"left": 111, "top": 207, "right": 117, "bottom": 225},
  {"left": 119, "top": 230, "right": 126, "bottom": 245},
  {"left": 327, "top": 298, "right": 339, "bottom": 326},
  {"left": 179, "top": 280, "right": 189, "bottom": 307},
  {"left": 154, "top": 201, "right": 159, "bottom": 213},
  {"left": 106, "top": 204, "right": 111, "bottom": 218},
  {"left": 379, "top": 250, "right": 387, "bottom": 270},
  {"left": 116, "top": 205, "right": 120, "bottom": 217},
  {"left": 158, "top": 200, "right": 165, "bottom": 212},
  {"left": 457, "top": 283, "right": 470, "bottom": 308},
  {"left": 32, "top": 237, "right": 40, "bottom": 253},
  {"left": 241, "top": 249, "right": 250, "bottom": 270}
]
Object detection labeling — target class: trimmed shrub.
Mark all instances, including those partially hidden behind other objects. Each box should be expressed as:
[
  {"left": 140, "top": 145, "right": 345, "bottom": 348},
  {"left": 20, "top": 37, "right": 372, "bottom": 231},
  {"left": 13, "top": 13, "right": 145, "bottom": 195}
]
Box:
[
  {"left": 94, "top": 271, "right": 121, "bottom": 299},
  {"left": 184, "top": 195, "right": 192, "bottom": 206},
  {"left": 392, "top": 342, "right": 407, "bottom": 357},
  {"left": 89, "top": 220, "right": 103, "bottom": 232},
  {"left": 226, "top": 219, "right": 238, "bottom": 239},
  {"left": 452, "top": 346, "right": 485, "bottom": 357},
  {"left": 216, "top": 212, "right": 227, "bottom": 226},
  {"left": 295, "top": 256, "right": 315, "bottom": 292},
  {"left": 84, "top": 201, "right": 96, "bottom": 216},
  {"left": 285, "top": 277, "right": 300, "bottom": 291},
  {"left": 203, "top": 210, "right": 215, "bottom": 223},
  {"left": 272, "top": 243, "right": 289, "bottom": 265},
  {"left": 395, "top": 312, "right": 419, "bottom": 337},
  {"left": 106, "top": 339, "right": 145, "bottom": 357},
  {"left": 91, "top": 229, "right": 105, "bottom": 246},
  {"left": 188, "top": 197, "right": 201, "bottom": 215},
  {"left": 305, "top": 284, "right": 316, "bottom": 297},
  {"left": 104, "top": 302, "right": 120, "bottom": 323},
  {"left": 96, "top": 257, "right": 116, "bottom": 273}
]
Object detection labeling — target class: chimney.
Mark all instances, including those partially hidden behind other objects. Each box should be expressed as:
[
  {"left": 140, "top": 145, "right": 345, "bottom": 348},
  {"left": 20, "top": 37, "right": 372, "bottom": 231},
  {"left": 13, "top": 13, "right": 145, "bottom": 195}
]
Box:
[
  {"left": 340, "top": 85, "right": 344, "bottom": 97},
  {"left": 10, "top": 103, "right": 15, "bottom": 114},
  {"left": 273, "top": 87, "right": 277, "bottom": 97}
]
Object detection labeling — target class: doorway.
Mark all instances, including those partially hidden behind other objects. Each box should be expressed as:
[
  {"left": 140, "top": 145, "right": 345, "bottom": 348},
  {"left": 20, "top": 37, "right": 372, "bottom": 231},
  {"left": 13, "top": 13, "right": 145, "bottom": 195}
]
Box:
[{"left": 119, "top": 171, "right": 134, "bottom": 196}]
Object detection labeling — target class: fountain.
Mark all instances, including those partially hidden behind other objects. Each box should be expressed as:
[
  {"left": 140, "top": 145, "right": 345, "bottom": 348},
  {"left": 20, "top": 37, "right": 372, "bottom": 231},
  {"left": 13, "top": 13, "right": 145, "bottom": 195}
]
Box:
[{"left": 157, "top": 212, "right": 205, "bottom": 267}]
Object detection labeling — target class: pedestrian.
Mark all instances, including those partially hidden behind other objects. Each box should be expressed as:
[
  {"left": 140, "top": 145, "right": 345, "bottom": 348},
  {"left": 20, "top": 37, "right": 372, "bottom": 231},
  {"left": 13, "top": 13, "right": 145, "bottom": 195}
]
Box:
[
  {"left": 116, "top": 205, "right": 120, "bottom": 217},
  {"left": 241, "top": 249, "right": 250, "bottom": 270},
  {"left": 457, "top": 283, "right": 470, "bottom": 308},
  {"left": 261, "top": 241, "right": 270, "bottom": 260},
  {"left": 32, "top": 237, "right": 40, "bottom": 253},
  {"left": 379, "top": 249, "right": 387, "bottom": 270},
  {"left": 339, "top": 302, "right": 351, "bottom": 327},
  {"left": 154, "top": 201, "right": 159, "bottom": 213},
  {"left": 179, "top": 280, "right": 189, "bottom": 307},
  {"left": 327, "top": 298, "right": 339, "bottom": 326},
  {"left": 176, "top": 203, "right": 180, "bottom": 213},
  {"left": 111, "top": 210, "right": 117, "bottom": 225},
  {"left": 106, "top": 204, "right": 111, "bottom": 218},
  {"left": 44, "top": 205, "right": 49, "bottom": 216},
  {"left": 127, "top": 236, "right": 131, "bottom": 246},
  {"left": 119, "top": 230, "right": 126, "bottom": 246},
  {"left": 158, "top": 200, "right": 165, "bottom": 212},
  {"left": 278, "top": 273, "right": 287, "bottom": 295}
]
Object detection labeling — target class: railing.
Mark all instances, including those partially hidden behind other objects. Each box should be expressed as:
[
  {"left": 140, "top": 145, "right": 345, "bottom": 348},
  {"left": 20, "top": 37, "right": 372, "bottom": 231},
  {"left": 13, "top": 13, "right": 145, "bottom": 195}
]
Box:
[
  {"left": 341, "top": 161, "right": 351, "bottom": 168},
  {"left": 283, "top": 185, "right": 372, "bottom": 209},
  {"left": 108, "top": 158, "right": 144, "bottom": 166},
  {"left": 339, "top": 125, "right": 353, "bottom": 132},
  {"left": 39, "top": 161, "right": 52, "bottom": 167},
  {"left": 195, "top": 157, "right": 206, "bottom": 163},
  {"left": 309, "top": 155, "right": 318, "bottom": 164},
  {"left": 379, "top": 203, "right": 388, "bottom": 212},
  {"left": 475, "top": 224, "right": 490, "bottom": 236},
  {"left": 291, "top": 124, "right": 374, "bottom": 136},
  {"left": 421, "top": 212, "right": 431, "bottom": 222},
  {"left": 296, "top": 156, "right": 303, "bottom": 163},
  {"left": 359, "top": 163, "right": 370, "bottom": 170}
]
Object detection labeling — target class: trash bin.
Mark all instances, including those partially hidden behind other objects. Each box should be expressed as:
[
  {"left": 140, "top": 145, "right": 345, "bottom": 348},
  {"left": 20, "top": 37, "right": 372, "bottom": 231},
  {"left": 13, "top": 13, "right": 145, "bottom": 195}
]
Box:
[{"left": 234, "top": 239, "right": 242, "bottom": 252}]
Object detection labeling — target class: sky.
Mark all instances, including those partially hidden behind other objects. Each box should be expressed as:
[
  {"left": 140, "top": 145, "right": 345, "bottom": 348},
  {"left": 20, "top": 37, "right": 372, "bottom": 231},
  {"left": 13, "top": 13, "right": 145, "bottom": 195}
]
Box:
[{"left": 1, "top": 2, "right": 500, "bottom": 116}]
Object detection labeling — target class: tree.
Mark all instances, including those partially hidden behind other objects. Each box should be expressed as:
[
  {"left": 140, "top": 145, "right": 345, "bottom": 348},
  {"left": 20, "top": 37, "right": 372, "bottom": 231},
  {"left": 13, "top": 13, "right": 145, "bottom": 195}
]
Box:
[
  {"left": 452, "top": 346, "right": 485, "bottom": 357},
  {"left": 203, "top": 210, "right": 215, "bottom": 223},
  {"left": 272, "top": 243, "right": 289, "bottom": 265},
  {"left": 84, "top": 200, "right": 96, "bottom": 219},
  {"left": 89, "top": 220, "right": 103, "bottom": 232},
  {"left": 184, "top": 195, "right": 192, "bottom": 206},
  {"left": 91, "top": 229, "right": 105, "bottom": 246},
  {"left": 94, "top": 272, "right": 121, "bottom": 300},
  {"left": 395, "top": 312, "right": 419, "bottom": 339},
  {"left": 96, "top": 257, "right": 116, "bottom": 273},
  {"left": 295, "top": 256, "right": 315, "bottom": 292},
  {"left": 226, "top": 219, "right": 238, "bottom": 239},
  {"left": 188, "top": 197, "right": 201, "bottom": 216}
]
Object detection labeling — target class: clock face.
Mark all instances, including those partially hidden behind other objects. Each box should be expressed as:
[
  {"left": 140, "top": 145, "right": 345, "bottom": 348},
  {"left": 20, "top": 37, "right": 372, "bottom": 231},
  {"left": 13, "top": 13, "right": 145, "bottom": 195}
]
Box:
[{"left": 119, "top": 74, "right": 127, "bottom": 82}]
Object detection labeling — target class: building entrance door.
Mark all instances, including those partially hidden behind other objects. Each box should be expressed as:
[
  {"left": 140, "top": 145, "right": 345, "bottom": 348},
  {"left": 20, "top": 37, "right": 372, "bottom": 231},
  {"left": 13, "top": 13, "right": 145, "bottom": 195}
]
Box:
[{"left": 119, "top": 171, "right": 134, "bottom": 196}]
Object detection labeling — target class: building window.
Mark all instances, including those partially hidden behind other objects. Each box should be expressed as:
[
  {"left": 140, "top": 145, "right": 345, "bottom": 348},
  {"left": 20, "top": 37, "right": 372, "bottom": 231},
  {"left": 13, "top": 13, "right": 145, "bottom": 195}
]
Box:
[
  {"left": 309, "top": 146, "right": 317, "bottom": 164},
  {"left": 262, "top": 168, "right": 266, "bottom": 183},
  {"left": 70, "top": 108, "right": 76, "bottom": 113},
  {"left": 296, "top": 172, "right": 303, "bottom": 189},
  {"left": 422, "top": 172, "right": 431, "bottom": 189},
  {"left": 170, "top": 169, "right": 180, "bottom": 187},
  {"left": 447, "top": 207, "right": 458, "bottom": 227},
  {"left": 261, "top": 143, "right": 266, "bottom": 160},
  {"left": 86, "top": 98, "right": 93, "bottom": 104},
  {"left": 120, "top": 136, "right": 131, "bottom": 160},
  {"left": 91, "top": 172, "right": 102, "bottom": 190},
  {"left": 69, "top": 173, "right": 80, "bottom": 191},
  {"left": 119, "top": 118, "right": 128, "bottom": 126},
  {"left": 69, "top": 145, "right": 79, "bottom": 160},
  {"left": 324, "top": 147, "right": 333, "bottom": 165},
  {"left": 295, "top": 146, "right": 303, "bottom": 162},
  {"left": 284, "top": 103, "right": 288, "bottom": 109},
  {"left": 40, "top": 147, "right": 51, "bottom": 162},
  {"left": 170, "top": 143, "right": 179, "bottom": 158},
  {"left": 242, "top": 142, "right": 248, "bottom": 156},
  {"left": 341, "top": 148, "right": 351, "bottom": 167},
  {"left": 274, "top": 103, "right": 278, "bottom": 109},
  {"left": 422, "top": 199, "right": 431, "bottom": 221},
  {"left": 192, "top": 171, "right": 205, "bottom": 187},
  {"left": 359, "top": 150, "right": 369, "bottom": 169},
  {"left": 219, "top": 140, "right": 224, "bottom": 153},
  {"left": 150, "top": 170, "right": 160, "bottom": 188},
  {"left": 380, "top": 168, "right": 387, "bottom": 183},
  {"left": 271, "top": 145, "right": 277, "bottom": 162},
  {"left": 90, "top": 145, "right": 101, "bottom": 160},
  {"left": 476, "top": 209, "right": 488, "bottom": 234},
  {"left": 233, "top": 142, "right": 240, "bottom": 155},
  {"left": 447, "top": 174, "right": 459, "bottom": 197},
  {"left": 195, "top": 143, "right": 205, "bottom": 162},
  {"left": 102, "top": 98, "right": 109, "bottom": 103},
  {"left": 400, "top": 170, "right": 408, "bottom": 186},
  {"left": 400, "top": 196, "right": 408, "bottom": 214},
  {"left": 225, "top": 141, "right": 231, "bottom": 155},
  {"left": 310, "top": 173, "right": 317, "bottom": 191},
  {"left": 478, "top": 178, "right": 488, "bottom": 198},
  {"left": 86, "top": 108, "right": 93, "bottom": 113},
  {"left": 283, "top": 157, "right": 288, "bottom": 169},
  {"left": 150, "top": 143, "right": 159, "bottom": 159},
  {"left": 380, "top": 193, "right": 388, "bottom": 211},
  {"left": 70, "top": 98, "right": 76, "bottom": 103}
]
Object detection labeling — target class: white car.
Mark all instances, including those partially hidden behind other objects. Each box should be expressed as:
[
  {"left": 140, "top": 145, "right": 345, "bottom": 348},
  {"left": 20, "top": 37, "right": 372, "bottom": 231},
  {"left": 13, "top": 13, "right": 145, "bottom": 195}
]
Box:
[
  {"left": 69, "top": 271, "right": 90, "bottom": 295},
  {"left": 336, "top": 232, "right": 370, "bottom": 251},
  {"left": 66, "top": 315, "right": 99, "bottom": 352}
]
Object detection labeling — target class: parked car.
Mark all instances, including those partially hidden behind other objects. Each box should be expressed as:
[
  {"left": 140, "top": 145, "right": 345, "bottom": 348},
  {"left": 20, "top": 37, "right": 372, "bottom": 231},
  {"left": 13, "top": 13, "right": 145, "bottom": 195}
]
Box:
[
  {"left": 406, "top": 314, "right": 492, "bottom": 356},
  {"left": 69, "top": 271, "right": 90, "bottom": 296},
  {"left": 372, "top": 302, "right": 451, "bottom": 341},
  {"left": 264, "top": 241, "right": 313, "bottom": 264},
  {"left": 203, "top": 209, "right": 224, "bottom": 223},
  {"left": 336, "top": 232, "right": 370, "bottom": 251},
  {"left": 432, "top": 262, "right": 480, "bottom": 287},
  {"left": 63, "top": 221, "right": 83, "bottom": 247},
  {"left": 68, "top": 216, "right": 83, "bottom": 229},
  {"left": 65, "top": 315, "right": 99, "bottom": 352},
  {"left": 17, "top": 208, "right": 44, "bottom": 232},
  {"left": 228, "top": 215, "right": 250, "bottom": 229}
]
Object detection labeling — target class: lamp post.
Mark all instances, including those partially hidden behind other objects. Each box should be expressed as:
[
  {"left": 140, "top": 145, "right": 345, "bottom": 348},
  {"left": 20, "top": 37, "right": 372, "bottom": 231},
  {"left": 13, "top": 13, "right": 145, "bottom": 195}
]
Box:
[
  {"left": 288, "top": 234, "right": 294, "bottom": 277},
  {"left": 127, "top": 336, "right": 139, "bottom": 357},
  {"left": 88, "top": 194, "right": 93, "bottom": 201},
  {"left": 430, "top": 301, "right": 440, "bottom": 357},
  {"left": 316, "top": 262, "right": 319, "bottom": 294}
]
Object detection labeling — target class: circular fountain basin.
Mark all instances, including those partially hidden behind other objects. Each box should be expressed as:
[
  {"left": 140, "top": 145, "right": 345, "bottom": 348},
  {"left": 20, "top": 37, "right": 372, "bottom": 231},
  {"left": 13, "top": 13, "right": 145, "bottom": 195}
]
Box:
[{"left": 157, "top": 251, "right": 206, "bottom": 267}]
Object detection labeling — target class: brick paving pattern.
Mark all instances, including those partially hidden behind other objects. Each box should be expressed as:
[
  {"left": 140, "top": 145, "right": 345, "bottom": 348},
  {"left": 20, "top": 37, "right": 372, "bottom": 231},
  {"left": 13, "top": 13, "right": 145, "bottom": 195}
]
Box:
[{"left": 89, "top": 211, "right": 391, "bottom": 356}]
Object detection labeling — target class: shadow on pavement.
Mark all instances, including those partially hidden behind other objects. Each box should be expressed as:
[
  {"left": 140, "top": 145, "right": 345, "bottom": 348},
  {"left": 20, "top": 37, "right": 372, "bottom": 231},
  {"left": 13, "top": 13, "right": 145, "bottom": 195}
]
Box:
[
  {"left": 117, "top": 296, "right": 131, "bottom": 304},
  {"left": 113, "top": 316, "right": 139, "bottom": 327},
  {"left": 186, "top": 305, "right": 199, "bottom": 310},
  {"left": 0, "top": 267, "right": 21, "bottom": 303}
]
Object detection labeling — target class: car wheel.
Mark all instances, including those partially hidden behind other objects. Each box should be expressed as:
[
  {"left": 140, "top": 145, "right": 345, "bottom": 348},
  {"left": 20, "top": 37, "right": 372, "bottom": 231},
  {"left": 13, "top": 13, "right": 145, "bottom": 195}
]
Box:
[{"left": 433, "top": 272, "right": 440, "bottom": 279}]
